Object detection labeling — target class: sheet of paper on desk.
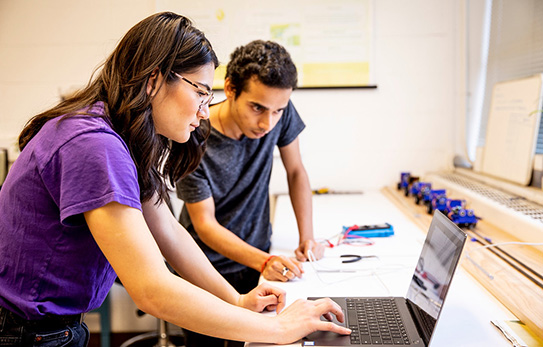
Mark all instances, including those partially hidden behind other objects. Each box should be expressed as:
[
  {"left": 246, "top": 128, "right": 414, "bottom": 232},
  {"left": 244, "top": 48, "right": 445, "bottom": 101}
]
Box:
[
  {"left": 498, "top": 320, "right": 543, "bottom": 347},
  {"left": 491, "top": 320, "right": 543, "bottom": 347}
]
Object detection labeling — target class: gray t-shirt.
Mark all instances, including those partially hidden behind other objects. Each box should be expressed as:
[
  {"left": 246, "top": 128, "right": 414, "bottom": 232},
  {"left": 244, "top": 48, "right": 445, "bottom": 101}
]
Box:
[{"left": 176, "top": 100, "right": 305, "bottom": 274}]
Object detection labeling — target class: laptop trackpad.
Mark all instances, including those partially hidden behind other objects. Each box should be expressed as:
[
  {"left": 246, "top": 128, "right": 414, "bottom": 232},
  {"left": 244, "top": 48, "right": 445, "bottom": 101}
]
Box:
[{"left": 302, "top": 309, "right": 351, "bottom": 346}]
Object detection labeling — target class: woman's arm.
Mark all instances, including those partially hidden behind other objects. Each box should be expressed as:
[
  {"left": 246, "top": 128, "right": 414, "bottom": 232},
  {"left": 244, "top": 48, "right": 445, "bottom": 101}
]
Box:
[
  {"left": 142, "top": 196, "right": 291, "bottom": 311},
  {"left": 140, "top": 195, "right": 240, "bottom": 303},
  {"left": 84, "top": 200, "right": 349, "bottom": 343}
]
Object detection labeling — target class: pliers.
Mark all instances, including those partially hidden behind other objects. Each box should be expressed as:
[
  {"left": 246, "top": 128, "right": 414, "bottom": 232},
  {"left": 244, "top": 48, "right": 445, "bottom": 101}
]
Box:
[{"left": 340, "top": 254, "right": 379, "bottom": 263}]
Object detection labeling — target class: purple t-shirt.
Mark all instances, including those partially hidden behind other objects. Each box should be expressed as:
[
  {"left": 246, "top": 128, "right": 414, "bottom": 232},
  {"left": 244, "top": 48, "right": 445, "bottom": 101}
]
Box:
[{"left": 0, "top": 103, "right": 141, "bottom": 319}]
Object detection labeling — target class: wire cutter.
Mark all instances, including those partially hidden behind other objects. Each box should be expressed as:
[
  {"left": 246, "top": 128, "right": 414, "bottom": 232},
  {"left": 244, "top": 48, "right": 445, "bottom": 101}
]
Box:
[{"left": 340, "top": 254, "right": 378, "bottom": 263}]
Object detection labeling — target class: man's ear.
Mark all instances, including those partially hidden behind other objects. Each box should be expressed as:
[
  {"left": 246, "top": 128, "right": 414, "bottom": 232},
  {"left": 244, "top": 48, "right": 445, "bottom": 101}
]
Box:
[
  {"left": 223, "top": 77, "right": 236, "bottom": 99},
  {"left": 147, "top": 68, "right": 161, "bottom": 96}
]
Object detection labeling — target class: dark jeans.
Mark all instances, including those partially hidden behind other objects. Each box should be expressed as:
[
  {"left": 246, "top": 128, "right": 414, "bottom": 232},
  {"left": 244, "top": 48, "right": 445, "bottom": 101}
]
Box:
[
  {"left": 183, "top": 267, "right": 261, "bottom": 347},
  {"left": 0, "top": 307, "right": 89, "bottom": 347}
]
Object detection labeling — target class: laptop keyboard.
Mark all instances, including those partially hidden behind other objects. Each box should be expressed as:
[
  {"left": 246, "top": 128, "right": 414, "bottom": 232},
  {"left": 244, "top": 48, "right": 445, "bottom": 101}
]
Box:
[
  {"left": 406, "top": 299, "right": 435, "bottom": 343},
  {"left": 347, "top": 298, "right": 410, "bottom": 345}
]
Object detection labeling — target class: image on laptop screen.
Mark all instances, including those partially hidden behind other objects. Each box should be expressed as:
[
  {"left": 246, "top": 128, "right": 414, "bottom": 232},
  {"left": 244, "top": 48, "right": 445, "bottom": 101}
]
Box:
[{"left": 406, "top": 212, "right": 465, "bottom": 321}]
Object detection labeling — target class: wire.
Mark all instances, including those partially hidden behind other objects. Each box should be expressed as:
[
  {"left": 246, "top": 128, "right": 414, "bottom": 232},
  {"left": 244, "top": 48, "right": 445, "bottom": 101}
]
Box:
[
  {"left": 307, "top": 249, "right": 407, "bottom": 294},
  {"left": 468, "top": 241, "right": 543, "bottom": 251},
  {"left": 341, "top": 226, "right": 376, "bottom": 246},
  {"left": 469, "top": 229, "right": 543, "bottom": 283},
  {"left": 373, "top": 270, "right": 392, "bottom": 296},
  {"left": 317, "top": 227, "right": 376, "bottom": 248},
  {"left": 465, "top": 241, "right": 543, "bottom": 285}
]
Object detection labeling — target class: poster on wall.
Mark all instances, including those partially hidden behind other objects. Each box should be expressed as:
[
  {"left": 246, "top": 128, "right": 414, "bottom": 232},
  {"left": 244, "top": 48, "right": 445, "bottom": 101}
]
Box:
[
  {"left": 156, "top": 0, "right": 375, "bottom": 89},
  {"left": 481, "top": 74, "right": 543, "bottom": 185}
]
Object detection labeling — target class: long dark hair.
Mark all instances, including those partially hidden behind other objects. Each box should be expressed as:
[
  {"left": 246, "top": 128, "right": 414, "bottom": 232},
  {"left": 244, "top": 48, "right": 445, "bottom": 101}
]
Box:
[{"left": 18, "top": 12, "right": 218, "bottom": 203}]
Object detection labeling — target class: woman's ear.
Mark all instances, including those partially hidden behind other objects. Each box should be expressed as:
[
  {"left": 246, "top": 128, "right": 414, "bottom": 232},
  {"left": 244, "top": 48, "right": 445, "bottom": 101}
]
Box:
[{"left": 147, "top": 68, "right": 161, "bottom": 96}]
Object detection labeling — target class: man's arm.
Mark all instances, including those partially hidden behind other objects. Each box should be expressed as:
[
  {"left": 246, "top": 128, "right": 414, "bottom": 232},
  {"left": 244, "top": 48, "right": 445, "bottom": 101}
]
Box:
[
  {"left": 185, "top": 197, "right": 303, "bottom": 281},
  {"left": 279, "top": 137, "right": 324, "bottom": 261},
  {"left": 141, "top": 196, "right": 240, "bottom": 301}
]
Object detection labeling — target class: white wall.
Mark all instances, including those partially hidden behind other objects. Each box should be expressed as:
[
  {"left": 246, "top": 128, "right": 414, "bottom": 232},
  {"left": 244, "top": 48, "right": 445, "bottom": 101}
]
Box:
[
  {"left": 272, "top": 0, "right": 462, "bottom": 193},
  {"left": 0, "top": 0, "right": 467, "bottom": 332},
  {"left": 0, "top": 0, "right": 155, "bottom": 157}
]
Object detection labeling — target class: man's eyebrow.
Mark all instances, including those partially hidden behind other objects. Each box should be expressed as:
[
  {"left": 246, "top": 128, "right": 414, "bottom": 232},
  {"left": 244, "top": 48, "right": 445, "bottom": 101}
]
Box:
[
  {"left": 249, "top": 101, "right": 288, "bottom": 112},
  {"left": 275, "top": 104, "right": 288, "bottom": 112},
  {"left": 249, "top": 101, "right": 269, "bottom": 110}
]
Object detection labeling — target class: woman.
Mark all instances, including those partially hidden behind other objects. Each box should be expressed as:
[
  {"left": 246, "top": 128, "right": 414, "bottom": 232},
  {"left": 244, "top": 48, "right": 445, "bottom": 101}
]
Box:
[{"left": 0, "top": 11, "right": 349, "bottom": 346}]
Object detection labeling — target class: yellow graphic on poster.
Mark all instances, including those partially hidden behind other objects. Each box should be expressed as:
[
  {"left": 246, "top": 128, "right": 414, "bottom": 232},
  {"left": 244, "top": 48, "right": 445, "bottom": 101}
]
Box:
[
  {"left": 216, "top": 9, "right": 225, "bottom": 21},
  {"left": 213, "top": 64, "right": 227, "bottom": 89},
  {"left": 270, "top": 24, "right": 301, "bottom": 47},
  {"left": 302, "top": 62, "right": 370, "bottom": 87}
]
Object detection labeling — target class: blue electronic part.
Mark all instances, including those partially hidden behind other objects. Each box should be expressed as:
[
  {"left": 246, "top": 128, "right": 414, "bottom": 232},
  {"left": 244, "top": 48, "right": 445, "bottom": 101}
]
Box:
[
  {"left": 397, "top": 172, "right": 411, "bottom": 196},
  {"left": 398, "top": 172, "right": 420, "bottom": 197},
  {"left": 412, "top": 182, "right": 431, "bottom": 204},
  {"left": 427, "top": 189, "right": 447, "bottom": 214},
  {"left": 342, "top": 223, "right": 395, "bottom": 238},
  {"left": 444, "top": 199, "right": 479, "bottom": 229}
]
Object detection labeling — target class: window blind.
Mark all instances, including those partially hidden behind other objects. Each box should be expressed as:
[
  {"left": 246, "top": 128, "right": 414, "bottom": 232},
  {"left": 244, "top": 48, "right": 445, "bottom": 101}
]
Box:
[{"left": 478, "top": 0, "right": 543, "bottom": 154}]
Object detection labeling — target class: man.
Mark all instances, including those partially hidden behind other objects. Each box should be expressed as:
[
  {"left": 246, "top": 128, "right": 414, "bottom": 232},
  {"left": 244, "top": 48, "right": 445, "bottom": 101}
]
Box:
[{"left": 176, "top": 40, "right": 324, "bottom": 346}]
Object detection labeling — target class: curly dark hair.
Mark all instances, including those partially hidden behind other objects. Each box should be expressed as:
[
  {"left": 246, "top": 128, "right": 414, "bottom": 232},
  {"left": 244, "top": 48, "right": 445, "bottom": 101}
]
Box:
[
  {"left": 18, "top": 12, "right": 218, "bottom": 204},
  {"left": 225, "top": 40, "right": 297, "bottom": 97}
]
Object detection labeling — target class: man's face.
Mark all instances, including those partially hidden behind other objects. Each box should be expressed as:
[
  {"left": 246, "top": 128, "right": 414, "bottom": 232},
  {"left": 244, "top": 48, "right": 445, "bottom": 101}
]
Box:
[{"left": 228, "top": 77, "right": 292, "bottom": 139}]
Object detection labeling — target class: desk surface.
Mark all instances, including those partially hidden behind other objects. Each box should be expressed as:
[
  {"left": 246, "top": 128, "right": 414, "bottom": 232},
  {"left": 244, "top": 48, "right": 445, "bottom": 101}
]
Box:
[{"left": 247, "top": 191, "right": 516, "bottom": 347}]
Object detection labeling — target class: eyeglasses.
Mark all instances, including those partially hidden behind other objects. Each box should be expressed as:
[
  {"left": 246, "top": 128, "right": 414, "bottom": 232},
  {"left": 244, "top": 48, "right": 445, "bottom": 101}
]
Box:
[{"left": 172, "top": 71, "right": 214, "bottom": 108}]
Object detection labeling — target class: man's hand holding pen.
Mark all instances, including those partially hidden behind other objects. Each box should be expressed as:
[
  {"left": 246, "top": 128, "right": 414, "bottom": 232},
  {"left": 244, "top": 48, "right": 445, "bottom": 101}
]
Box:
[
  {"left": 261, "top": 239, "right": 324, "bottom": 282},
  {"left": 261, "top": 255, "right": 304, "bottom": 282}
]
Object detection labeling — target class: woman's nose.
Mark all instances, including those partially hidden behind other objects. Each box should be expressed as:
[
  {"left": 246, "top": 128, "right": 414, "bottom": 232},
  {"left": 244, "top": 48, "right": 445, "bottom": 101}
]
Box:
[{"left": 197, "top": 103, "right": 210, "bottom": 119}]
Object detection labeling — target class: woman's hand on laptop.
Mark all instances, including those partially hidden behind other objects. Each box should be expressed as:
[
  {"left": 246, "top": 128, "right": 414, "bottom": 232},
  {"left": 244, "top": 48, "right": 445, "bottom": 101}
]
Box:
[
  {"left": 238, "top": 282, "right": 287, "bottom": 313},
  {"left": 274, "top": 298, "right": 351, "bottom": 344}
]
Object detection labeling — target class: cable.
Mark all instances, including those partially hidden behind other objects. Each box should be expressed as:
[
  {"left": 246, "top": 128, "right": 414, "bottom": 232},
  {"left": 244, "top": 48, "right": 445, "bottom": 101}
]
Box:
[
  {"left": 469, "top": 229, "right": 543, "bottom": 282},
  {"left": 316, "top": 227, "right": 376, "bottom": 248},
  {"left": 307, "top": 249, "right": 407, "bottom": 294},
  {"left": 372, "top": 267, "right": 392, "bottom": 296},
  {"left": 465, "top": 241, "right": 543, "bottom": 288}
]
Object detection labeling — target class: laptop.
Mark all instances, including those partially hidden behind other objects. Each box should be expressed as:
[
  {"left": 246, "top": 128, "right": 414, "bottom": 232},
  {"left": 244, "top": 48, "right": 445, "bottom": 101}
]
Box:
[{"left": 303, "top": 210, "right": 467, "bottom": 346}]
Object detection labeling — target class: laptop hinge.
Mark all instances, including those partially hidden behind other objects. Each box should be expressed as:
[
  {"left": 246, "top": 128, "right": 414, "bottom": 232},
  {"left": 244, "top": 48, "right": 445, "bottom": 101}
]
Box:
[{"left": 405, "top": 299, "right": 435, "bottom": 346}]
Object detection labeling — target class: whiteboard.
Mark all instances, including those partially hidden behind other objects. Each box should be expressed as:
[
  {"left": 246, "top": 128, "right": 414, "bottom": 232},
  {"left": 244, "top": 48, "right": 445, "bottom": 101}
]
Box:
[
  {"left": 482, "top": 74, "right": 543, "bottom": 185},
  {"left": 156, "top": 0, "right": 374, "bottom": 89}
]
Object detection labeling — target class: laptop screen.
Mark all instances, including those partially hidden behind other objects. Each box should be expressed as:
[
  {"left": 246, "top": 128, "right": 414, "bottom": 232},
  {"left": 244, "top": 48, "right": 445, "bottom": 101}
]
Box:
[{"left": 406, "top": 210, "right": 466, "bottom": 322}]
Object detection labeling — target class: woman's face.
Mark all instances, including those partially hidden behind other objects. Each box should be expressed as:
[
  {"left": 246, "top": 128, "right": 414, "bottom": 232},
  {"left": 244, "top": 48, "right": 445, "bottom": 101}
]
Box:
[{"left": 149, "top": 63, "right": 215, "bottom": 143}]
